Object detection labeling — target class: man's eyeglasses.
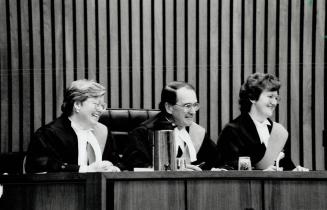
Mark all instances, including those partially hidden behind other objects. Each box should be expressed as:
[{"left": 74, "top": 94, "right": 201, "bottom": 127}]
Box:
[{"left": 174, "top": 103, "right": 200, "bottom": 111}]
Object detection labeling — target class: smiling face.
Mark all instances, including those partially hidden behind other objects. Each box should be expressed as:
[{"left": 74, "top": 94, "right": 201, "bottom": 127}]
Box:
[
  {"left": 249, "top": 90, "right": 279, "bottom": 122},
  {"left": 74, "top": 96, "right": 106, "bottom": 128},
  {"left": 166, "top": 87, "right": 198, "bottom": 128}
]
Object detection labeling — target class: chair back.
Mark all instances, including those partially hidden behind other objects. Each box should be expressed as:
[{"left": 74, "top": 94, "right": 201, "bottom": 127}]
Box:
[{"left": 99, "top": 109, "right": 160, "bottom": 157}]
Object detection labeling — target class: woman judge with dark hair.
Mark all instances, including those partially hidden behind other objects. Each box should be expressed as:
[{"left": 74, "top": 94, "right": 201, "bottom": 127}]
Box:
[
  {"left": 26, "top": 79, "right": 122, "bottom": 173},
  {"left": 217, "top": 73, "right": 308, "bottom": 171}
]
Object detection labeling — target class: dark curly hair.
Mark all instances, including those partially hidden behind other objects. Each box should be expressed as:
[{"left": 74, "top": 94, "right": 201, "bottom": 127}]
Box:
[
  {"left": 61, "top": 79, "right": 106, "bottom": 116},
  {"left": 159, "top": 81, "right": 195, "bottom": 113},
  {"left": 239, "top": 73, "right": 280, "bottom": 113}
]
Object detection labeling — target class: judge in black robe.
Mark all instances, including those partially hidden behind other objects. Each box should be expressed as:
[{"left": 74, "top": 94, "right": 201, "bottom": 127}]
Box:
[
  {"left": 217, "top": 113, "right": 295, "bottom": 170},
  {"left": 124, "top": 112, "right": 219, "bottom": 170},
  {"left": 25, "top": 115, "right": 124, "bottom": 172},
  {"left": 26, "top": 79, "right": 123, "bottom": 173},
  {"left": 217, "top": 73, "right": 308, "bottom": 171},
  {"left": 123, "top": 81, "right": 220, "bottom": 171}
]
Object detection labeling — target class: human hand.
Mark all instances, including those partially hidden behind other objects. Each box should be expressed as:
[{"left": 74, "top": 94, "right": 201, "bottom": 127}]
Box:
[
  {"left": 211, "top": 168, "right": 228, "bottom": 171},
  {"left": 87, "top": 161, "right": 120, "bottom": 172},
  {"left": 104, "top": 165, "right": 121, "bottom": 172},
  {"left": 292, "top": 165, "right": 309, "bottom": 172},
  {"left": 184, "top": 164, "right": 202, "bottom": 171},
  {"left": 263, "top": 165, "right": 283, "bottom": 171}
]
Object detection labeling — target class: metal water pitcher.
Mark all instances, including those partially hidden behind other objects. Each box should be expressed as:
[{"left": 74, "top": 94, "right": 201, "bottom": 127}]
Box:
[{"left": 152, "top": 130, "right": 178, "bottom": 171}]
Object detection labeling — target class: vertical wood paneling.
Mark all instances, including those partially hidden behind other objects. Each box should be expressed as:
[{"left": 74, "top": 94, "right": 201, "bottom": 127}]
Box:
[
  {"left": 303, "top": 0, "right": 313, "bottom": 168},
  {"left": 244, "top": 0, "right": 253, "bottom": 78},
  {"left": 75, "top": 0, "right": 85, "bottom": 79},
  {"left": 220, "top": 0, "right": 231, "bottom": 126},
  {"left": 290, "top": 0, "right": 301, "bottom": 165},
  {"left": 21, "top": 0, "right": 31, "bottom": 151},
  {"left": 232, "top": 0, "right": 242, "bottom": 119},
  {"left": 198, "top": 0, "right": 208, "bottom": 130},
  {"left": 164, "top": 0, "right": 175, "bottom": 84},
  {"left": 43, "top": 0, "right": 54, "bottom": 124},
  {"left": 267, "top": 0, "right": 277, "bottom": 75},
  {"left": 176, "top": 0, "right": 185, "bottom": 81},
  {"left": 109, "top": 0, "right": 119, "bottom": 107},
  {"left": 255, "top": 0, "right": 265, "bottom": 72},
  {"left": 0, "top": 0, "right": 8, "bottom": 152},
  {"left": 86, "top": 0, "right": 96, "bottom": 80},
  {"left": 0, "top": 0, "right": 325, "bottom": 169},
  {"left": 120, "top": 0, "right": 130, "bottom": 107},
  {"left": 267, "top": 0, "right": 277, "bottom": 122},
  {"left": 142, "top": 0, "right": 152, "bottom": 108},
  {"left": 54, "top": 0, "right": 64, "bottom": 117},
  {"left": 278, "top": 0, "right": 289, "bottom": 130},
  {"left": 315, "top": 0, "right": 325, "bottom": 169},
  {"left": 154, "top": 0, "right": 163, "bottom": 108},
  {"left": 31, "top": 0, "right": 42, "bottom": 138},
  {"left": 209, "top": 0, "right": 219, "bottom": 141},
  {"left": 186, "top": 0, "right": 196, "bottom": 86},
  {"left": 131, "top": 0, "right": 141, "bottom": 108},
  {"left": 98, "top": 0, "right": 108, "bottom": 92},
  {"left": 64, "top": 0, "right": 74, "bottom": 85},
  {"left": 9, "top": 0, "right": 20, "bottom": 151}
]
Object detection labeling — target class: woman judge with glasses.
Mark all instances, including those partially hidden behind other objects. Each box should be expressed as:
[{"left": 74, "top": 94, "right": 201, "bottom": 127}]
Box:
[
  {"left": 25, "top": 79, "right": 122, "bottom": 173},
  {"left": 123, "top": 81, "right": 221, "bottom": 171},
  {"left": 217, "top": 73, "right": 308, "bottom": 171}
]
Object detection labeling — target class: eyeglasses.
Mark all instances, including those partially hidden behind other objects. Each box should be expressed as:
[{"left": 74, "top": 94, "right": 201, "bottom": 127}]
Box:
[
  {"left": 174, "top": 102, "right": 200, "bottom": 111},
  {"left": 91, "top": 102, "right": 107, "bottom": 110},
  {"left": 267, "top": 95, "right": 281, "bottom": 103}
]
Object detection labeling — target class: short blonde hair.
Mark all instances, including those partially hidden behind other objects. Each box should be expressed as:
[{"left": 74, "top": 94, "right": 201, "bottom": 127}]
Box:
[{"left": 61, "top": 79, "right": 106, "bottom": 116}]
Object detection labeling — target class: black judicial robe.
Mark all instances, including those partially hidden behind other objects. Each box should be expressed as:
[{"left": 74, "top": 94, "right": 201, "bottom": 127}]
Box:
[
  {"left": 216, "top": 113, "right": 295, "bottom": 170},
  {"left": 25, "top": 115, "right": 124, "bottom": 173},
  {"left": 123, "top": 112, "right": 220, "bottom": 170}
]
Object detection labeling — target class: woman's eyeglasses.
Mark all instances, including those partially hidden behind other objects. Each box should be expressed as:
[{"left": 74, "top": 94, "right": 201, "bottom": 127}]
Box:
[
  {"left": 267, "top": 95, "right": 281, "bottom": 103},
  {"left": 91, "top": 102, "right": 107, "bottom": 110}
]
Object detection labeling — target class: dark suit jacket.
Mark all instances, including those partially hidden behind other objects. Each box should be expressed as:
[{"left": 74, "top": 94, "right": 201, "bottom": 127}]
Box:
[
  {"left": 217, "top": 113, "right": 295, "bottom": 170},
  {"left": 123, "top": 112, "right": 220, "bottom": 170},
  {"left": 25, "top": 115, "right": 123, "bottom": 173}
]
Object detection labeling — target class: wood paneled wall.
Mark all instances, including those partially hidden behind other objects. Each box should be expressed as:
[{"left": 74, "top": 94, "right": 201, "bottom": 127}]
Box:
[{"left": 0, "top": 0, "right": 326, "bottom": 169}]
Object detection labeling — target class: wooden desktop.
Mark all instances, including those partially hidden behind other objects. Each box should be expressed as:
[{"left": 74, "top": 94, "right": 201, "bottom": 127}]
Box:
[{"left": 1, "top": 171, "right": 327, "bottom": 210}]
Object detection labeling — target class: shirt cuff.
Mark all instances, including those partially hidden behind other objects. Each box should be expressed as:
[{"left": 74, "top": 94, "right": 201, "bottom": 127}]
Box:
[{"left": 79, "top": 165, "right": 88, "bottom": 173}]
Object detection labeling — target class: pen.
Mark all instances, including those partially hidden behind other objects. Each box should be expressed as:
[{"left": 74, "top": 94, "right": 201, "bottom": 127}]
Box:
[{"left": 196, "top": 162, "right": 206, "bottom": 168}]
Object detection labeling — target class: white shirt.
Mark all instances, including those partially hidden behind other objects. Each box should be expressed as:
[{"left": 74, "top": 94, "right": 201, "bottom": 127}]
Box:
[
  {"left": 174, "top": 127, "right": 197, "bottom": 162},
  {"left": 249, "top": 114, "right": 271, "bottom": 147},
  {"left": 70, "top": 120, "right": 102, "bottom": 166}
]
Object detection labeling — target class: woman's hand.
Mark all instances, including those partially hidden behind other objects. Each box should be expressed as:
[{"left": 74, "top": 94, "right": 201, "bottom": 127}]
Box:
[
  {"left": 211, "top": 168, "right": 228, "bottom": 171},
  {"left": 184, "top": 164, "right": 202, "bottom": 171},
  {"left": 292, "top": 165, "right": 309, "bottom": 172},
  {"left": 87, "top": 161, "right": 120, "bottom": 172},
  {"left": 99, "top": 161, "right": 121, "bottom": 172},
  {"left": 263, "top": 165, "right": 283, "bottom": 171},
  {"left": 104, "top": 165, "right": 121, "bottom": 172}
]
